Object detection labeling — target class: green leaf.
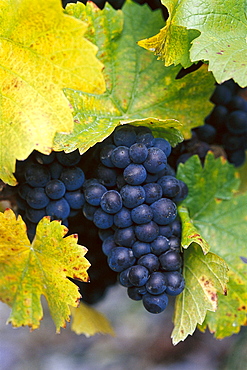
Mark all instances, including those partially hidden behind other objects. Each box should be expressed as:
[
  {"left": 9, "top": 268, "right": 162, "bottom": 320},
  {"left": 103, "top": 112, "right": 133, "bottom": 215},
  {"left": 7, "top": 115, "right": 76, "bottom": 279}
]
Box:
[
  {"left": 176, "top": 153, "right": 247, "bottom": 339},
  {"left": 53, "top": 0, "right": 215, "bottom": 153},
  {"left": 0, "top": 0, "right": 105, "bottom": 185},
  {"left": 177, "top": 153, "right": 240, "bottom": 218},
  {"left": 141, "top": 0, "right": 247, "bottom": 86},
  {"left": 178, "top": 206, "right": 210, "bottom": 254},
  {"left": 0, "top": 210, "right": 90, "bottom": 332},
  {"left": 172, "top": 243, "right": 228, "bottom": 345},
  {"left": 138, "top": 1, "right": 199, "bottom": 68}
]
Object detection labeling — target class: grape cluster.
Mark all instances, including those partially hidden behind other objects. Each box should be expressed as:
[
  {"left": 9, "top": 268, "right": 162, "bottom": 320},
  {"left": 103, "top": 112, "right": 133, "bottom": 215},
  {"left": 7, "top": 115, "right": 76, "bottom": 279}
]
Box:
[
  {"left": 82, "top": 125, "right": 187, "bottom": 314},
  {"left": 169, "top": 80, "right": 247, "bottom": 168},
  {"left": 16, "top": 149, "right": 85, "bottom": 241}
]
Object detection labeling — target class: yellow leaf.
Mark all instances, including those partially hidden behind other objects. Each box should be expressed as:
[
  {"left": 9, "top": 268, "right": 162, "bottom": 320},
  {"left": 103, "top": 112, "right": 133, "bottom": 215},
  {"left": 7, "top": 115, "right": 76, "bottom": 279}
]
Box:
[
  {"left": 70, "top": 302, "right": 115, "bottom": 337},
  {"left": 0, "top": 0, "right": 105, "bottom": 185},
  {"left": 0, "top": 209, "right": 90, "bottom": 331}
]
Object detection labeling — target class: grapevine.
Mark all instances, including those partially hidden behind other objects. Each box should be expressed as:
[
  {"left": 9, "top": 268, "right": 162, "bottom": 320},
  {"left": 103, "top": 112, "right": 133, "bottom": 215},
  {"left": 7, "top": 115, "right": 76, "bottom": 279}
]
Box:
[{"left": 0, "top": 0, "right": 247, "bottom": 349}]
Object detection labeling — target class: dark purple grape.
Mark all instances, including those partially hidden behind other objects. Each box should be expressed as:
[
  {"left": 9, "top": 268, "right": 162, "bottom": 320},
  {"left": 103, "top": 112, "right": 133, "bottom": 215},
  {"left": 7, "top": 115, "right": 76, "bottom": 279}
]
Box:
[
  {"left": 146, "top": 272, "right": 167, "bottom": 295},
  {"left": 138, "top": 253, "right": 160, "bottom": 272},
  {"left": 159, "top": 250, "right": 182, "bottom": 271},
  {"left": 128, "top": 265, "right": 149, "bottom": 286},
  {"left": 131, "top": 204, "right": 153, "bottom": 224},
  {"left": 142, "top": 292, "right": 168, "bottom": 313},
  {"left": 114, "top": 226, "right": 136, "bottom": 247},
  {"left": 45, "top": 179, "right": 66, "bottom": 200},
  {"left": 135, "top": 221, "right": 159, "bottom": 242},
  {"left": 107, "top": 247, "right": 136, "bottom": 272},
  {"left": 150, "top": 198, "right": 177, "bottom": 225}
]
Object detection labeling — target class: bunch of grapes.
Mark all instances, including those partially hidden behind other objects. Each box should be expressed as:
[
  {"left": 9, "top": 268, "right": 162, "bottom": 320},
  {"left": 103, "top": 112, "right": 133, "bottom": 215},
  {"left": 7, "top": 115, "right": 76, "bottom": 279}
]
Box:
[
  {"left": 169, "top": 80, "right": 247, "bottom": 168},
  {"left": 82, "top": 125, "right": 188, "bottom": 313},
  {"left": 15, "top": 149, "right": 85, "bottom": 241}
]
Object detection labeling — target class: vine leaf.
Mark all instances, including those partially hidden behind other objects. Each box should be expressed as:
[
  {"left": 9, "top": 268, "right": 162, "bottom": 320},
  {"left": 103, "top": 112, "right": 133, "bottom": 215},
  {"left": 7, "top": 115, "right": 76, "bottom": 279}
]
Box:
[
  {"left": 172, "top": 244, "right": 228, "bottom": 345},
  {"left": 175, "top": 153, "right": 247, "bottom": 341},
  {"left": 178, "top": 206, "right": 210, "bottom": 254},
  {"left": 70, "top": 302, "right": 115, "bottom": 337},
  {"left": 0, "top": 210, "right": 90, "bottom": 332},
  {"left": 53, "top": 0, "right": 215, "bottom": 153},
  {"left": 138, "top": 1, "right": 199, "bottom": 68},
  {"left": 0, "top": 0, "right": 105, "bottom": 186},
  {"left": 139, "top": 0, "right": 247, "bottom": 87}
]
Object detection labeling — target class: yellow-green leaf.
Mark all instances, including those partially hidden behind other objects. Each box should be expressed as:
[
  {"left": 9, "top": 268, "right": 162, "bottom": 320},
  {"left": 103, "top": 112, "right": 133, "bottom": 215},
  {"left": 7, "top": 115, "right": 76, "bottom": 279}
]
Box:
[
  {"left": 0, "top": 0, "right": 105, "bottom": 186},
  {"left": 53, "top": 1, "right": 214, "bottom": 153},
  {"left": 172, "top": 243, "right": 228, "bottom": 345},
  {"left": 70, "top": 302, "right": 115, "bottom": 337},
  {"left": 0, "top": 209, "right": 90, "bottom": 331}
]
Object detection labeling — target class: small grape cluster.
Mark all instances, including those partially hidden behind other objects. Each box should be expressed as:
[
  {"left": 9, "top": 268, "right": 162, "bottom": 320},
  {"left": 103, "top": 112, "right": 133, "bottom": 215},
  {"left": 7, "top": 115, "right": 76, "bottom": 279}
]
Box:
[
  {"left": 16, "top": 150, "right": 85, "bottom": 241},
  {"left": 82, "top": 125, "right": 188, "bottom": 314},
  {"left": 169, "top": 80, "right": 247, "bottom": 168}
]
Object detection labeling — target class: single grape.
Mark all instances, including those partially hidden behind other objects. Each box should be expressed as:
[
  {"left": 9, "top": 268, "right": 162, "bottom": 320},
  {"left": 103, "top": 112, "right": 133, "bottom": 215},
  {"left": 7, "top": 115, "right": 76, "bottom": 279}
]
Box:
[
  {"left": 93, "top": 208, "right": 114, "bottom": 229},
  {"left": 164, "top": 271, "right": 185, "bottom": 296},
  {"left": 132, "top": 241, "right": 151, "bottom": 258},
  {"left": 113, "top": 125, "right": 137, "bottom": 147},
  {"left": 138, "top": 253, "right": 160, "bottom": 272},
  {"left": 64, "top": 190, "right": 85, "bottom": 209},
  {"left": 128, "top": 265, "right": 149, "bottom": 287},
  {"left": 25, "top": 163, "right": 51, "bottom": 187},
  {"left": 46, "top": 198, "right": 70, "bottom": 220},
  {"left": 159, "top": 250, "right": 182, "bottom": 271},
  {"left": 131, "top": 204, "right": 153, "bottom": 224},
  {"left": 114, "top": 207, "right": 133, "bottom": 228},
  {"left": 157, "top": 175, "right": 180, "bottom": 198},
  {"left": 26, "top": 187, "right": 50, "bottom": 209},
  {"left": 129, "top": 142, "right": 148, "bottom": 163},
  {"left": 45, "top": 179, "right": 66, "bottom": 200},
  {"left": 120, "top": 185, "right": 146, "bottom": 208},
  {"left": 150, "top": 235, "right": 170, "bottom": 256},
  {"left": 107, "top": 246, "right": 136, "bottom": 272},
  {"left": 146, "top": 272, "right": 167, "bottom": 295},
  {"left": 60, "top": 166, "right": 85, "bottom": 191},
  {"left": 142, "top": 292, "right": 169, "bottom": 314},
  {"left": 150, "top": 198, "right": 177, "bottom": 225},
  {"left": 135, "top": 221, "right": 159, "bottom": 242},
  {"left": 114, "top": 226, "right": 136, "bottom": 247},
  {"left": 143, "top": 182, "right": 163, "bottom": 204},
  {"left": 143, "top": 147, "right": 167, "bottom": 173},
  {"left": 100, "top": 190, "right": 122, "bottom": 214},
  {"left": 110, "top": 146, "right": 131, "bottom": 168},
  {"left": 123, "top": 163, "right": 147, "bottom": 185}
]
